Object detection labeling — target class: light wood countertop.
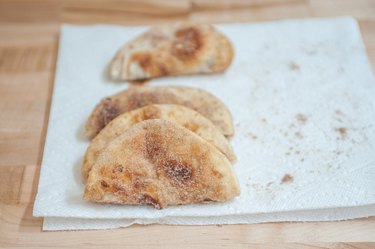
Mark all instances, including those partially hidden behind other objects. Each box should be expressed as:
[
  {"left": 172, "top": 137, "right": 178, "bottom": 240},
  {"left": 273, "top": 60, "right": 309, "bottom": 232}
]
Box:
[{"left": 0, "top": 0, "right": 374, "bottom": 248}]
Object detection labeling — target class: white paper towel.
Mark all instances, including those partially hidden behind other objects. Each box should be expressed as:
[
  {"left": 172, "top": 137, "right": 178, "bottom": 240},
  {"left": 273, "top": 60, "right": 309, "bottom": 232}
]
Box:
[
  {"left": 33, "top": 17, "right": 375, "bottom": 230},
  {"left": 44, "top": 205, "right": 375, "bottom": 230}
]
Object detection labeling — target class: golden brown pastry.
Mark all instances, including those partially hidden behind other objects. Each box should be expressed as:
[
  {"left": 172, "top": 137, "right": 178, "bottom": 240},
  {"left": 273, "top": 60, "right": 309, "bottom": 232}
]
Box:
[
  {"left": 85, "top": 86, "right": 234, "bottom": 138},
  {"left": 82, "top": 104, "right": 236, "bottom": 180},
  {"left": 84, "top": 119, "right": 240, "bottom": 209},
  {"left": 109, "top": 22, "right": 234, "bottom": 81}
]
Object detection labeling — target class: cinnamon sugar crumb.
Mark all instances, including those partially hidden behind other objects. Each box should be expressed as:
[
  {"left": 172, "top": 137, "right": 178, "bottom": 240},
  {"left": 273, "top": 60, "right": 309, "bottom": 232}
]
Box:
[
  {"left": 248, "top": 132, "right": 258, "bottom": 139},
  {"left": 289, "top": 62, "right": 300, "bottom": 71},
  {"left": 295, "top": 114, "right": 307, "bottom": 124},
  {"left": 295, "top": 131, "right": 304, "bottom": 139},
  {"left": 335, "top": 109, "right": 344, "bottom": 116},
  {"left": 335, "top": 127, "right": 347, "bottom": 139},
  {"left": 281, "top": 174, "right": 294, "bottom": 184}
]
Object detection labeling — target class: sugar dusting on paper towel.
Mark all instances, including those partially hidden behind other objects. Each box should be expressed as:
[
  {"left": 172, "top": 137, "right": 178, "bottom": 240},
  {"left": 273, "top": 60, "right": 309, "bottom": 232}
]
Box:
[{"left": 33, "top": 17, "right": 375, "bottom": 230}]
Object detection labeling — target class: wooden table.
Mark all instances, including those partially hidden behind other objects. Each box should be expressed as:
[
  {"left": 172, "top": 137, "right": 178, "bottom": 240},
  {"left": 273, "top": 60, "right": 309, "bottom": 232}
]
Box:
[{"left": 0, "top": 1, "right": 374, "bottom": 248}]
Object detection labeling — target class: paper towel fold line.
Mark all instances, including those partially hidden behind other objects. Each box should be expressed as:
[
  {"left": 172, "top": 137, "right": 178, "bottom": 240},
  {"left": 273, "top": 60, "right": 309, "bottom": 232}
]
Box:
[
  {"left": 43, "top": 204, "right": 375, "bottom": 231},
  {"left": 35, "top": 201, "right": 375, "bottom": 219}
]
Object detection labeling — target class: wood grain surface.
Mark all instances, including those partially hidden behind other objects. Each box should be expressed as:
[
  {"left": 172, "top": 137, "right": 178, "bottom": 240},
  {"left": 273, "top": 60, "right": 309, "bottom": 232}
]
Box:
[{"left": 0, "top": 0, "right": 374, "bottom": 248}]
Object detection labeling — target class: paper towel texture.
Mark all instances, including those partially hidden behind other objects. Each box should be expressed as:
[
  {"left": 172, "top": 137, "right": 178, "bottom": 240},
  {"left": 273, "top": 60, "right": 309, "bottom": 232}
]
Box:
[
  {"left": 34, "top": 17, "right": 375, "bottom": 227},
  {"left": 44, "top": 205, "right": 375, "bottom": 230}
]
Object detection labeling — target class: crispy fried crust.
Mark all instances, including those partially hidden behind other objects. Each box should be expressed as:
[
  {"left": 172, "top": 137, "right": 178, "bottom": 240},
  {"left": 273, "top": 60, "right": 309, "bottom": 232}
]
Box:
[
  {"left": 85, "top": 86, "right": 234, "bottom": 138},
  {"left": 109, "top": 23, "right": 234, "bottom": 81},
  {"left": 82, "top": 104, "right": 236, "bottom": 181},
  {"left": 84, "top": 119, "right": 240, "bottom": 209}
]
